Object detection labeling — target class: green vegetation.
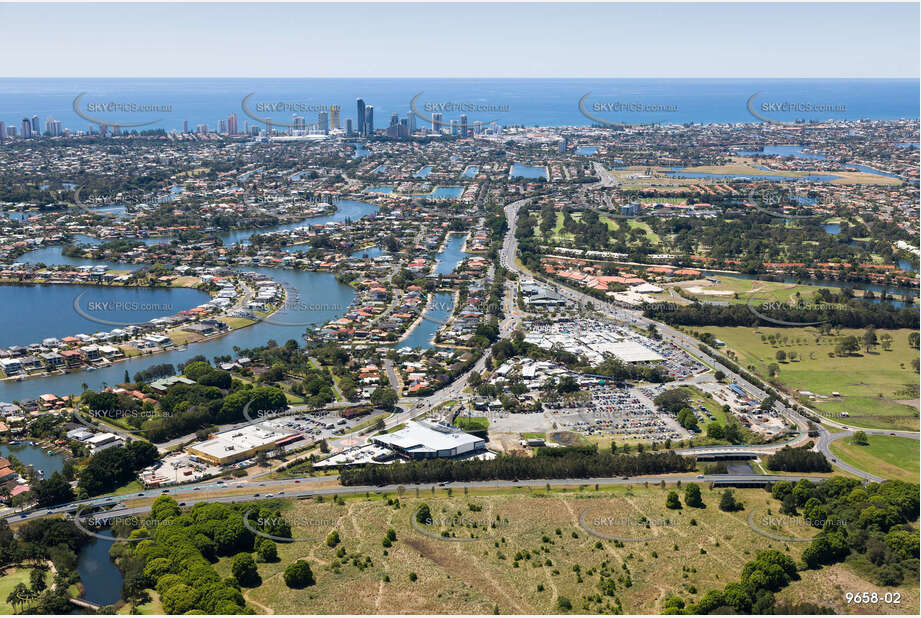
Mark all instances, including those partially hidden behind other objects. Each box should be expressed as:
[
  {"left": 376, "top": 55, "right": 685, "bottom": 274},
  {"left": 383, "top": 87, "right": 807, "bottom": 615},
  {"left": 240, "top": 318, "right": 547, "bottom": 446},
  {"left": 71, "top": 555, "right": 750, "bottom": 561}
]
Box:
[
  {"left": 1, "top": 518, "right": 90, "bottom": 614},
  {"left": 111, "top": 495, "right": 268, "bottom": 613},
  {"left": 829, "top": 435, "right": 920, "bottom": 483},
  {"left": 691, "top": 326, "right": 920, "bottom": 430},
  {"left": 283, "top": 560, "right": 315, "bottom": 588},
  {"left": 77, "top": 440, "right": 159, "bottom": 497},
  {"left": 454, "top": 416, "right": 490, "bottom": 432},
  {"left": 340, "top": 447, "right": 695, "bottom": 486},
  {"left": 189, "top": 482, "right": 919, "bottom": 614},
  {"left": 764, "top": 445, "right": 832, "bottom": 473}
]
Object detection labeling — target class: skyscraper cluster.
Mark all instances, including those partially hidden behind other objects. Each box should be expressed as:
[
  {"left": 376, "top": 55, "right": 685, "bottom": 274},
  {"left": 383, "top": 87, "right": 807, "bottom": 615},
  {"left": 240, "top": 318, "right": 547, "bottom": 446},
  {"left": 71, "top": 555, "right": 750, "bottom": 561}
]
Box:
[{"left": 355, "top": 98, "right": 375, "bottom": 137}]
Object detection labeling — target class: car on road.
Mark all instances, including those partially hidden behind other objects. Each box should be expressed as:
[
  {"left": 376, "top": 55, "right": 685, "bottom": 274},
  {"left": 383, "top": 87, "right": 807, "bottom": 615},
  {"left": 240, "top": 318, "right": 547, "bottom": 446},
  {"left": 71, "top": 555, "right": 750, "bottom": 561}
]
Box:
[
  {"left": 697, "top": 474, "right": 704, "bottom": 479},
  {"left": 265, "top": 493, "right": 274, "bottom": 498},
  {"left": 253, "top": 493, "right": 260, "bottom": 497},
  {"left": 137, "top": 493, "right": 144, "bottom": 496}
]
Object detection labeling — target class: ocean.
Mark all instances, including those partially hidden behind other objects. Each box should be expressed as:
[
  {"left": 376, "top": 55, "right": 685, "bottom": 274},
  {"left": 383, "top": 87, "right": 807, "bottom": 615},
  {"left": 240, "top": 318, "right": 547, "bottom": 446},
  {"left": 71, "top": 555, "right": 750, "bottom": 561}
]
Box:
[{"left": 0, "top": 78, "right": 917, "bottom": 134}]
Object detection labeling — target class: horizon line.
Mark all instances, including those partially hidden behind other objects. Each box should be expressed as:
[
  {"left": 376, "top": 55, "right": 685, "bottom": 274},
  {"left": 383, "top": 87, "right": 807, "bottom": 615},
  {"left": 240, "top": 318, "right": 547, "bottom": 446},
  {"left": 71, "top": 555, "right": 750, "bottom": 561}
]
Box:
[{"left": 1, "top": 76, "right": 919, "bottom": 80}]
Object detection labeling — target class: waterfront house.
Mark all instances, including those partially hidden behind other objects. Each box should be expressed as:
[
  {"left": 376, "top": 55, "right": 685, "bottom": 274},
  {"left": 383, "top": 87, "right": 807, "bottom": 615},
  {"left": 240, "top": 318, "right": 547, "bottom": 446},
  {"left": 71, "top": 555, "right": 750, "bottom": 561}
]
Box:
[
  {"left": 149, "top": 375, "right": 196, "bottom": 392},
  {"left": 38, "top": 352, "right": 64, "bottom": 369},
  {"left": 81, "top": 345, "right": 102, "bottom": 361},
  {"left": 0, "top": 402, "right": 22, "bottom": 416},
  {"left": 19, "top": 355, "right": 43, "bottom": 371},
  {"left": 18, "top": 398, "right": 39, "bottom": 413},
  {"left": 0, "top": 357, "right": 24, "bottom": 375},
  {"left": 60, "top": 349, "right": 84, "bottom": 367},
  {"left": 98, "top": 345, "right": 123, "bottom": 359}
]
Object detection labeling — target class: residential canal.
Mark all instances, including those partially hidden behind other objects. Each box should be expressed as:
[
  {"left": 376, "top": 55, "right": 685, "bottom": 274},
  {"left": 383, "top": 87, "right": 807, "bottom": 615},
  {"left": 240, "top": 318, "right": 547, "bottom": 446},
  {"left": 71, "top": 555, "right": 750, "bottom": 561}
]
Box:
[
  {"left": 399, "top": 292, "right": 455, "bottom": 350},
  {"left": 399, "top": 233, "right": 468, "bottom": 349},
  {"left": 13, "top": 199, "right": 377, "bottom": 253},
  {"left": 0, "top": 201, "right": 378, "bottom": 401},
  {"left": 434, "top": 233, "right": 469, "bottom": 275},
  {"left": 216, "top": 198, "right": 377, "bottom": 245},
  {"left": 0, "top": 441, "right": 65, "bottom": 477}
]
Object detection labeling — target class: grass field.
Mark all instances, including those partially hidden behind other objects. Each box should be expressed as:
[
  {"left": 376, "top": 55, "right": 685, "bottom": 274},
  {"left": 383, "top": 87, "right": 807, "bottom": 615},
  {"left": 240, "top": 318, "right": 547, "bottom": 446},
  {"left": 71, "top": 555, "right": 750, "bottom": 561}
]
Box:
[
  {"left": 0, "top": 567, "right": 48, "bottom": 614},
  {"left": 829, "top": 435, "right": 920, "bottom": 483},
  {"left": 675, "top": 160, "right": 903, "bottom": 186},
  {"left": 108, "top": 480, "right": 143, "bottom": 496},
  {"left": 671, "top": 277, "right": 843, "bottom": 306},
  {"left": 701, "top": 326, "right": 920, "bottom": 431},
  {"left": 219, "top": 316, "right": 256, "bottom": 329},
  {"left": 625, "top": 219, "right": 660, "bottom": 244},
  {"left": 118, "top": 590, "right": 163, "bottom": 615},
  {"left": 202, "top": 487, "right": 916, "bottom": 614},
  {"left": 455, "top": 416, "right": 490, "bottom": 431},
  {"left": 534, "top": 211, "right": 659, "bottom": 248}
]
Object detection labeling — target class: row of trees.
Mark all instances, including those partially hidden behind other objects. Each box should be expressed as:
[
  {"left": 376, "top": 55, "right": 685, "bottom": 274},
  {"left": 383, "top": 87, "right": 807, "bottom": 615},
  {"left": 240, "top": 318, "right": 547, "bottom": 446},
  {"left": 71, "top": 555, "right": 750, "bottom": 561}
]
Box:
[
  {"left": 645, "top": 299, "right": 918, "bottom": 331},
  {"left": 340, "top": 448, "right": 696, "bottom": 486}
]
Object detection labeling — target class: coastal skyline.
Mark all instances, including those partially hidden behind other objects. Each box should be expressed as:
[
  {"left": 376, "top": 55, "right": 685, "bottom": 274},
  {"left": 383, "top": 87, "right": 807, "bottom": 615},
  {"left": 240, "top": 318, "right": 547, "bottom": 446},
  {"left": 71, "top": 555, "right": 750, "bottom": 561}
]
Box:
[
  {"left": 0, "top": 2, "right": 918, "bottom": 78},
  {"left": 1, "top": 78, "right": 918, "bottom": 135}
]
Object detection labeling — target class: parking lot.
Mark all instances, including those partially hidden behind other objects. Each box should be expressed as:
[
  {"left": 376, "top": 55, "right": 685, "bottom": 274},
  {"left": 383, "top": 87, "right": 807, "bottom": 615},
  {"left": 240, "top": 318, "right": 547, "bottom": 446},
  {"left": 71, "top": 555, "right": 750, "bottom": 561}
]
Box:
[{"left": 546, "top": 387, "right": 687, "bottom": 442}]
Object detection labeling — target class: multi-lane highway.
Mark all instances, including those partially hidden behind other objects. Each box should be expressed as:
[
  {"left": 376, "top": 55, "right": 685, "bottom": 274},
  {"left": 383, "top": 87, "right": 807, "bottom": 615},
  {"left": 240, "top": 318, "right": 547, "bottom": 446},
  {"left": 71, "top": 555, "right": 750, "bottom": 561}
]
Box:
[{"left": 5, "top": 473, "right": 831, "bottom": 525}]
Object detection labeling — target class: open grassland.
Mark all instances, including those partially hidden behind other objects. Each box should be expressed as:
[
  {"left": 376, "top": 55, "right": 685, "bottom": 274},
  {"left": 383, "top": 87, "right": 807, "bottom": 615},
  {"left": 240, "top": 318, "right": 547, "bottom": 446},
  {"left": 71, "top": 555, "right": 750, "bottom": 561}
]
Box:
[
  {"left": 829, "top": 435, "right": 920, "bottom": 483},
  {"left": 534, "top": 211, "right": 659, "bottom": 248},
  {"left": 701, "top": 326, "right": 920, "bottom": 431},
  {"left": 616, "top": 162, "right": 900, "bottom": 189},
  {"left": 216, "top": 486, "right": 916, "bottom": 615}
]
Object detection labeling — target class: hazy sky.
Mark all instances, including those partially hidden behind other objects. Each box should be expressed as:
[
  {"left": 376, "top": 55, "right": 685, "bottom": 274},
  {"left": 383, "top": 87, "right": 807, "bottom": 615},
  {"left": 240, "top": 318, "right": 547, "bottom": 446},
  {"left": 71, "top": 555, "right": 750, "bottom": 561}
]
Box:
[{"left": 2, "top": 2, "right": 918, "bottom": 78}]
